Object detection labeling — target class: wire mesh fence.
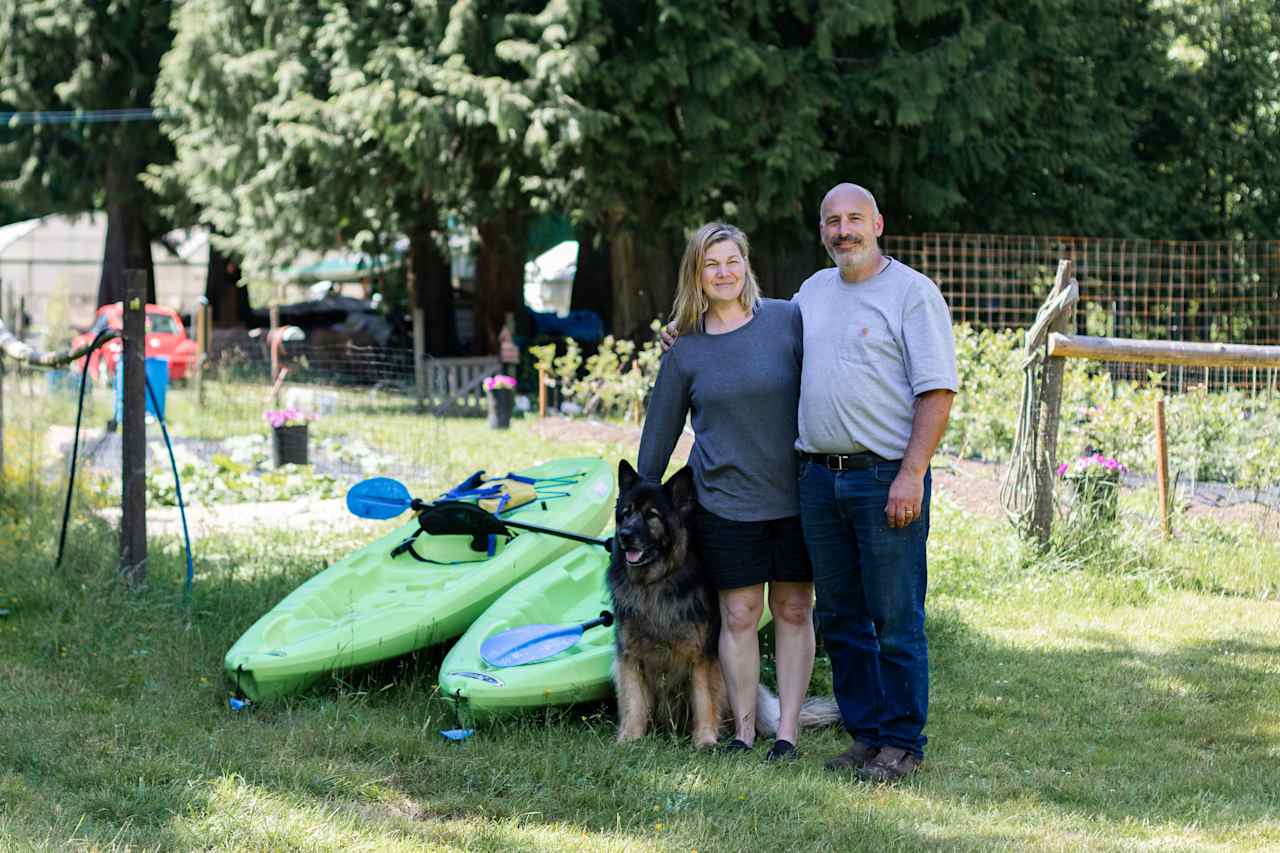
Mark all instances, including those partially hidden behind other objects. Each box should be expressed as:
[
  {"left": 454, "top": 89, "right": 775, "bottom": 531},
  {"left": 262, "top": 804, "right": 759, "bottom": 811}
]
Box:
[
  {"left": 885, "top": 234, "right": 1280, "bottom": 392},
  {"left": 0, "top": 347, "right": 474, "bottom": 517}
]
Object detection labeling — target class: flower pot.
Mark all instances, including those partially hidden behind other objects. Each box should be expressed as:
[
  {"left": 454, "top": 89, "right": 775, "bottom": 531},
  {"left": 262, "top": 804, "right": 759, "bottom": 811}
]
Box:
[
  {"left": 1067, "top": 472, "right": 1120, "bottom": 524},
  {"left": 272, "top": 423, "right": 309, "bottom": 467},
  {"left": 486, "top": 388, "right": 515, "bottom": 429}
]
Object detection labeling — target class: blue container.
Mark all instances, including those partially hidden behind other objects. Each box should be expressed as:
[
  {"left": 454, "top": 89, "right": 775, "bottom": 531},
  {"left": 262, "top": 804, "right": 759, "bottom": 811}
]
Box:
[
  {"left": 114, "top": 357, "right": 169, "bottom": 423},
  {"left": 46, "top": 368, "right": 73, "bottom": 394}
]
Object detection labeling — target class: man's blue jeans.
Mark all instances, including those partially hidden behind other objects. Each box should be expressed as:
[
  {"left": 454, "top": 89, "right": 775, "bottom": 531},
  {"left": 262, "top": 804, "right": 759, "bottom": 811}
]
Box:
[{"left": 798, "top": 457, "right": 930, "bottom": 759}]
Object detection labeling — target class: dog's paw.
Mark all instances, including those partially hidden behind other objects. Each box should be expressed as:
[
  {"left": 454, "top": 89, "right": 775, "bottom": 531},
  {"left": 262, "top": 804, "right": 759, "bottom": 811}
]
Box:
[{"left": 692, "top": 732, "right": 719, "bottom": 751}]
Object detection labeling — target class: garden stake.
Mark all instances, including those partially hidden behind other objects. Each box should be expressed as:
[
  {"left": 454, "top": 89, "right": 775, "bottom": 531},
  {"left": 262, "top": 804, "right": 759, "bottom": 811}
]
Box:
[{"left": 1154, "top": 398, "right": 1170, "bottom": 538}]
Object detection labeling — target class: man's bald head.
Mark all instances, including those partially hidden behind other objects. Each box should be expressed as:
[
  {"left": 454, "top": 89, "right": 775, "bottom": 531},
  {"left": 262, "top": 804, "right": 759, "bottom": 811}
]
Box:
[
  {"left": 819, "top": 183, "right": 880, "bottom": 224},
  {"left": 817, "top": 182, "right": 885, "bottom": 281}
]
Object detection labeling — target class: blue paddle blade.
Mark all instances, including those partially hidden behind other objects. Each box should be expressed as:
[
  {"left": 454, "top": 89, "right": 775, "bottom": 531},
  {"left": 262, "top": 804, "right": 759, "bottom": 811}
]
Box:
[
  {"left": 346, "top": 477, "right": 413, "bottom": 519},
  {"left": 480, "top": 623, "right": 585, "bottom": 668}
]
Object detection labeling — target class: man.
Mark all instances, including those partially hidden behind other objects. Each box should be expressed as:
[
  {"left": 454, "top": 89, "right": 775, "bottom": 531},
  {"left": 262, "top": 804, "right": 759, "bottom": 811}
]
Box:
[{"left": 794, "top": 183, "right": 957, "bottom": 782}]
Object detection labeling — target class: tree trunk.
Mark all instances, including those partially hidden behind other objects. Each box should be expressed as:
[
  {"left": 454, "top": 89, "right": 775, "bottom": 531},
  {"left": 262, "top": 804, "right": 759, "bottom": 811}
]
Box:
[
  {"left": 570, "top": 224, "right": 612, "bottom": 335},
  {"left": 98, "top": 155, "right": 156, "bottom": 306},
  {"left": 609, "top": 228, "right": 676, "bottom": 340},
  {"left": 473, "top": 211, "right": 526, "bottom": 356},
  {"left": 406, "top": 212, "right": 458, "bottom": 356},
  {"left": 204, "top": 242, "right": 251, "bottom": 327}
]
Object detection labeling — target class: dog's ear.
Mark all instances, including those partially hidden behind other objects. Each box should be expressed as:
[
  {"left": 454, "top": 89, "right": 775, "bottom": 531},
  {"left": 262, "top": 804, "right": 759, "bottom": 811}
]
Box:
[
  {"left": 618, "top": 459, "right": 640, "bottom": 493},
  {"left": 663, "top": 465, "right": 696, "bottom": 514}
]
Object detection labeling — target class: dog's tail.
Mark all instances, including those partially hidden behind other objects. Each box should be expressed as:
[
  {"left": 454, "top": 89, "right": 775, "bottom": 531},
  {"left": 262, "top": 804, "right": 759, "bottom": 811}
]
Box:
[{"left": 754, "top": 685, "right": 843, "bottom": 737}]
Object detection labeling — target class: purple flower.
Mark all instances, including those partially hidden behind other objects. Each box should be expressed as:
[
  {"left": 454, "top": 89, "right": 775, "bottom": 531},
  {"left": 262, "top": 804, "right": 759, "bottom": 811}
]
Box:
[{"left": 1057, "top": 462, "right": 1069, "bottom": 478}]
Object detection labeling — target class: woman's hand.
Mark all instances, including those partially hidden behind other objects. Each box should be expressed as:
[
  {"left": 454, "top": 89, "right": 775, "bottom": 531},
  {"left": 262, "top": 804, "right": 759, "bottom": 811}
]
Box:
[{"left": 659, "top": 322, "right": 679, "bottom": 352}]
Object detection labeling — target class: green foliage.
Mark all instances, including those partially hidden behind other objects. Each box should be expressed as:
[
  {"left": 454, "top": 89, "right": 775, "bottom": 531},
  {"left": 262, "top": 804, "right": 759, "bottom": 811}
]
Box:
[
  {"left": 155, "top": 0, "right": 604, "bottom": 276},
  {"left": 144, "top": 438, "right": 343, "bottom": 507},
  {"left": 547, "top": 321, "right": 664, "bottom": 420},
  {"left": 943, "top": 325, "right": 1280, "bottom": 495}
]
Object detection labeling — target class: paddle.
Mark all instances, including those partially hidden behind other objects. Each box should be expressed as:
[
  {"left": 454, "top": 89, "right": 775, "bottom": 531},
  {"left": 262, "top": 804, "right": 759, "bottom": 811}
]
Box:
[
  {"left": 480, "top": 611, "right": 614, "bottom": 668},
  {"left": 346, "top": 477, "right": 612, "bottom": 550}
]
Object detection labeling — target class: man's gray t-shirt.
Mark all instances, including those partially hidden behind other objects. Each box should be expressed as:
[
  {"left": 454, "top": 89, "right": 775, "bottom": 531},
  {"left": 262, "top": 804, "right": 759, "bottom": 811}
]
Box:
[
  {"left": 793, "top": 258, "right": 958, "bottom": 459},
  {"left": 637, "top": 298, "right": 803, "bottom": 521}
]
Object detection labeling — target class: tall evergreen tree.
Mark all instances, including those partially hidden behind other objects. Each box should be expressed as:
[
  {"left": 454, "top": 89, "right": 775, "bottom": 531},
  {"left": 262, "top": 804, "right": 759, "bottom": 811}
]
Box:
[
  {"left": 0, "top": 0, "right": 173, "bottom": 304},
  {"left": 158, "top": 0, "right": 601, "bottom": 355}
]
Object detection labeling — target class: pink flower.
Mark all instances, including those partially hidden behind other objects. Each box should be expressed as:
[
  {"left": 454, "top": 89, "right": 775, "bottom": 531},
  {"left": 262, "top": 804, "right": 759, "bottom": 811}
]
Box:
[
  {"left": 1057, "top": 462, "right": 1069, "bottom": 478},
  {"left": 483, "top": 374, "right": 517, "bottom": 391},
  {"left": 264, "top": 408, "right": 316, "bottom": 429}
]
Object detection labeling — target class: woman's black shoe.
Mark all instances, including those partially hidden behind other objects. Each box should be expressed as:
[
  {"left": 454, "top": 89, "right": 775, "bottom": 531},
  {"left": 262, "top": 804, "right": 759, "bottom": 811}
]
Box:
[
  {"left": 717, "top": 738, "right": 753, "bottom": 754},
  {"left": 765, "top": 739, "right": 798, "bottom": 762}
]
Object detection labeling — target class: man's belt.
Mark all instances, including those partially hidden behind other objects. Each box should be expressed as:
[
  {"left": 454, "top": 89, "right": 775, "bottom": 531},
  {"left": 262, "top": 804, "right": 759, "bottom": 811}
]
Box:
[{"left": 798, "top": 450, "right": 887, "bottom": 471}]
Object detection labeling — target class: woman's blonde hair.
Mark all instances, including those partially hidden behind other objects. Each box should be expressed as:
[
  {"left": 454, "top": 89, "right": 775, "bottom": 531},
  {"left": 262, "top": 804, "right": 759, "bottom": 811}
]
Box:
[{"left": 669, "top": 222, "right": 761, "bottom": 334}]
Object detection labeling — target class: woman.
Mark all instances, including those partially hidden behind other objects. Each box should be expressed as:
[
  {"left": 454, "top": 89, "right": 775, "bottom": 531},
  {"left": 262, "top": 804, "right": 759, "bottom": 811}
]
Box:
[{"left": 636, "top": 221, "right": 814, "bottom": 761}]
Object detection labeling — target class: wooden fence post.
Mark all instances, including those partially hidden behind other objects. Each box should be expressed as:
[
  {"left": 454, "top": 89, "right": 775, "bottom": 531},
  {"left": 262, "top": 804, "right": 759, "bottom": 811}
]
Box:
[
  {"left": 268, "top": 304, "right": 281, "bottom": 408},
  {"left": 1154, "top": 398, "right": 1171, "bottom": 538},
  {"left": 194, "top": 298, "right": 208, "bottom": 407},
  {"left": 413, "top": 306, "right": 426, "bottom": 412},
  {"left": 120, "top": 271, "right": 148, "bottom": 586}
]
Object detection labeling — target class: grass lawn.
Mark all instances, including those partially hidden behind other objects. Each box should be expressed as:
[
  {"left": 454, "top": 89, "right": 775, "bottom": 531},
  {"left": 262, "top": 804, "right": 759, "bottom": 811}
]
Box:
[{"left": 1, "top": 417, "right": 1278, "bottom": 851}]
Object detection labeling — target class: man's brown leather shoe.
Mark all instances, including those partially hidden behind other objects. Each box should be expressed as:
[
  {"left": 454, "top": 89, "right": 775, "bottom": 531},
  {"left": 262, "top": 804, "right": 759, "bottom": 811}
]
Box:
[
  {"left": 854, "top": 746, "right": 921, "bottom": 783},
  {"left": 823, "top": 739, "right": 879, "bottom": 771}
]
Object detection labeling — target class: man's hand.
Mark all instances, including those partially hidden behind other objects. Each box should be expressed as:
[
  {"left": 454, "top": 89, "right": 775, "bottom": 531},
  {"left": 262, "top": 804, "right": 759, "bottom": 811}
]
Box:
[
  {"left": 884, "top": 389, "right": 954, "bottom": 528},
  {"left": 885, "top": 468, "right": 925, "bottom": 528},
  {"left": 658, "top": 322, "right": 679, "bottom": 353}
]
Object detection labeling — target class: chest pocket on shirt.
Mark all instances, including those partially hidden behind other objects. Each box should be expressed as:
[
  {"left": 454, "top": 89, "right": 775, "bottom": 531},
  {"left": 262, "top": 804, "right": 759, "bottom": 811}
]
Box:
[{"left": 841, "top": 315, "right": 896, "bottom": 365}]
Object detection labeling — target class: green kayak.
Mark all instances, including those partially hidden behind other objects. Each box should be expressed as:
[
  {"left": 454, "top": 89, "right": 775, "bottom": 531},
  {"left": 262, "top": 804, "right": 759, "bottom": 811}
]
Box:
[
  {"left": 439, "top": 543, "right": 616, "bottom": 718},
  {"left": 438, "top": 545, "right": 774, "bottom": 720},
  {"left": 224, "top": 458, "right": 615, "bottom": 702}
]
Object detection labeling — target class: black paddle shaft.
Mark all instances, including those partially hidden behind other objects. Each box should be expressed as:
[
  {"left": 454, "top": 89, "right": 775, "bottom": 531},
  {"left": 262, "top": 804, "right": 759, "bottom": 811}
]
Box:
[
  {"left": 582, "top": 611, "right": 614, "bottom": 630},
  {"left": 500, "top": 518, "right": 612, "bottom": 550}
]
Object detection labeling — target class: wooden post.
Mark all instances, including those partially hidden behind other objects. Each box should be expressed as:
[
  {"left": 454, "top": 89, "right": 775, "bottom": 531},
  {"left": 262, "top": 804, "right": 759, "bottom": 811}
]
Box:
[
  {"left": 413, "top": 306, "right": 426, "bottom": 412},
  {"left": 268, "top": 304, "right": 281, "bottom": 408},
  {"left": 194, "top": 299, "right": 208, "bottom": 407},
  {"left": 1031, "top": 260, "right": 1076, "bottom": 547},
  {"left": 1048, "top": 334, "right": 1280, "bottom": 369},
  {"left": 1154, "top": 398, "right": 1171, "bottom": 538},
  {"left": 120, "top": 271, "right": 148, "bottom": 586},
  {"left": 538, "top": 367, "right": 547, "bottom": 418}
]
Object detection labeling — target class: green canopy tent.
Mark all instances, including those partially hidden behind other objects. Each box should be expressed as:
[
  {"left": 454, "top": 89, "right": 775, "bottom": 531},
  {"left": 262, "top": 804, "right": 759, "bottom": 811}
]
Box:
[{"left": 280, "top": 252, "right": 401, "bottom": 284}]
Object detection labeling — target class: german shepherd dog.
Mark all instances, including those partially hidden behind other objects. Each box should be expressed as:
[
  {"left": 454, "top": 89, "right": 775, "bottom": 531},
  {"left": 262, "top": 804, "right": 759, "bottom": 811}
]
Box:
[{"left": 607, "top": 460, "right": 840, "bottom": 748}]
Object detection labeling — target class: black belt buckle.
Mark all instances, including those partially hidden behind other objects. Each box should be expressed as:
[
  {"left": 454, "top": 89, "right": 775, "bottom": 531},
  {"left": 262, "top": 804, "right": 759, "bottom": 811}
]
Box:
[{"left": 801, "top": 451, "right": 876, "bottom": 471}]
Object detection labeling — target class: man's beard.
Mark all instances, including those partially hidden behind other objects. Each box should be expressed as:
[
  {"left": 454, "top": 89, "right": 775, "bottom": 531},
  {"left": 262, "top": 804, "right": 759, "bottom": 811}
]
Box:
[{"left": 827, "top": 237, "right": 874, "bottom": 268}]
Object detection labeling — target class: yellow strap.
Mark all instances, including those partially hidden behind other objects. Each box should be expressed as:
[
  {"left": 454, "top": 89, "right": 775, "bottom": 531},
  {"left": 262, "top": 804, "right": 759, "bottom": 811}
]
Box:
[{"left": 478, "top": 479, "right": 537, "bottom": 513}]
